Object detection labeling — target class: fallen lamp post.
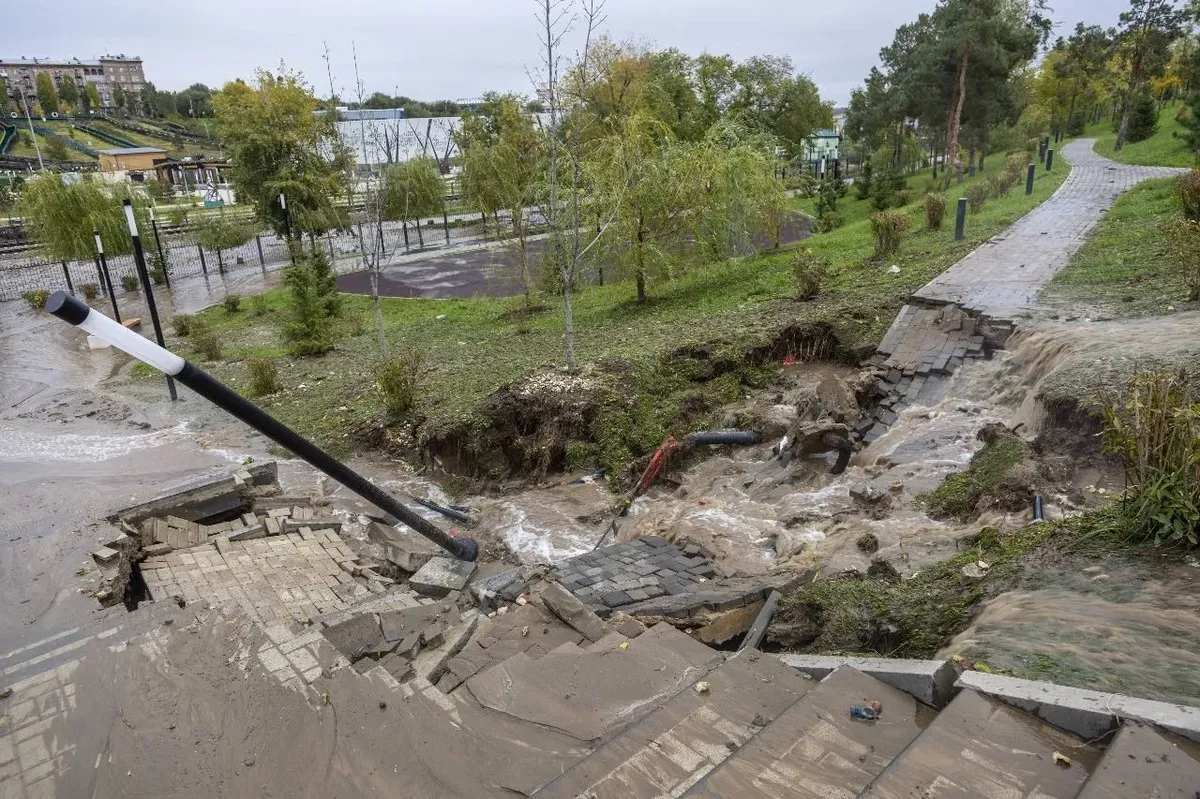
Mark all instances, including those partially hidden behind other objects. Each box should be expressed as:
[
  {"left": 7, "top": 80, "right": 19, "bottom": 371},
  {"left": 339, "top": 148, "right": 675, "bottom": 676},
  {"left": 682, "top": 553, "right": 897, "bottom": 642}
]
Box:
[{"left": 44, "top": 291, "right": 479, "bottom": 562}]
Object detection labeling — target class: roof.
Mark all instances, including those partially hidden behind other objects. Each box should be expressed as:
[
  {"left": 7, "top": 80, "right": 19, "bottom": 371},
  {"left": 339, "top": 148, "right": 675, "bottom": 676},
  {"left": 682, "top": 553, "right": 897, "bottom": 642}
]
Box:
[
  {"left": 97, "top": 147, "right": 166, "bottom": 156},
  {"left": 810, "top": 129, "right": 840, "bottom": 139}
]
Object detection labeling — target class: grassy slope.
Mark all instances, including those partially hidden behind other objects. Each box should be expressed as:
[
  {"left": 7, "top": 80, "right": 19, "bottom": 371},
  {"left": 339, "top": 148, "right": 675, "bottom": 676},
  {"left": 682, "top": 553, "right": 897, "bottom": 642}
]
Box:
[
  {"left": 1084, "top": 103, "right": 1198, "bottom": 168},
  {"left": 177, "top": 153, "right": 1068, "bottom": 462},
  {"left": 1044, "top": 176, "right": 1193, "bottom": 318}
]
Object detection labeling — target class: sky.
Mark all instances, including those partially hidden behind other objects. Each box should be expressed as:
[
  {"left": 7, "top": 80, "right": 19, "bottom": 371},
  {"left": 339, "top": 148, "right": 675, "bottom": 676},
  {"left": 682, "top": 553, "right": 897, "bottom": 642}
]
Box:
[{"left": 2, "top": 0, "right": 1136, "bottom": 107}]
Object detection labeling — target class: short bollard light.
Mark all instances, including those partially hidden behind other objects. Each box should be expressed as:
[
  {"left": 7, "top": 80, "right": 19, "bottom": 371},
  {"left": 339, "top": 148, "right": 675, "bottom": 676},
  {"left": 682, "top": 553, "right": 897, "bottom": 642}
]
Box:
[
  {"left": 954, "top": 197, "right": 967, "bottom": 241},
  {"left": 45, "top": 291, "right": 479, "bottom": 562},
  {"left": 1026, "top": 163, "right": 1036, "bottom": 196}
]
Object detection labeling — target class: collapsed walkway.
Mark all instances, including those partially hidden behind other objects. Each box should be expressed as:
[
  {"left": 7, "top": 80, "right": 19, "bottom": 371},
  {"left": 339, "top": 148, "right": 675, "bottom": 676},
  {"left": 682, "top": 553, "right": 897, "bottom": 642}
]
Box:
[{"left": 861, "top": 140, "right": 1187, "bottom": 440}]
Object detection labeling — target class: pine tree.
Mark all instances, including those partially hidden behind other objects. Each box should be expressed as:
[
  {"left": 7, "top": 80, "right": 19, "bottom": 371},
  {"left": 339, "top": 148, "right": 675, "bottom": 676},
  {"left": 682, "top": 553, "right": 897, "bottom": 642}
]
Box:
[
  {"left": 283, "top": 260, "right": 336, "bottom": 356},
  {"left": 306, "top": 248, "right": 342, "bottom": 318},
  {"left": 1126, "top": 94, "right": 1160, "bottom": 143}
]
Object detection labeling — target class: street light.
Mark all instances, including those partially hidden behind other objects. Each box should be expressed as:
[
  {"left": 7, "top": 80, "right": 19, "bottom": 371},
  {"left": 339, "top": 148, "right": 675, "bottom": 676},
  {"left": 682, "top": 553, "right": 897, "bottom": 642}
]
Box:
[
  {"left": 124, "top": 199, "right": 177, "bottom": 402},
  {"left": 44, "top": 291, "right": 479, "bottom": 562}
]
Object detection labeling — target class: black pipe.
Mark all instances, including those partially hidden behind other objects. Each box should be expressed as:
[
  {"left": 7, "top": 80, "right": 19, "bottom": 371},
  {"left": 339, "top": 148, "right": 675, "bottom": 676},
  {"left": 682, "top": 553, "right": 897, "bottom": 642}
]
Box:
[
  {"left": 409, "top": 494, "right": 473, "bottom": 525},
  {"left": 687, "top": 430, "right": 762, "bottom": 447},
  {"left": 1033, "top": 494, "right": 1044, "bottom": 522},
  {"left": 45, "top": 292, "right": 478, "bottom": 562}
]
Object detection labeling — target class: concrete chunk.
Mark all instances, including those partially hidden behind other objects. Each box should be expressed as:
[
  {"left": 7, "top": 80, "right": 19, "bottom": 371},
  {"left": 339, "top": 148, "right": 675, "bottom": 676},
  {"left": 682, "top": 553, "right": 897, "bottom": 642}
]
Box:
[
  {"left": 410, "top": 556, "right": 477, "bottom": 598},
  {"left": 541, "top": 581, "right": 608, "bottom": 643},
  {"left": 411, "top": 612, "right": 480, "bottom": 683},
  {"left": 227, "top": 524, "right": 266, "bottom": 541},
  {"left": 957, "top": 671, "right": 1200, "bottom": 743},
  {"left": 91, "top": 546, "right": 121, "bottom": 564},
  {"left": 778, "top": 654, "right": 958, "bottom": 708}
]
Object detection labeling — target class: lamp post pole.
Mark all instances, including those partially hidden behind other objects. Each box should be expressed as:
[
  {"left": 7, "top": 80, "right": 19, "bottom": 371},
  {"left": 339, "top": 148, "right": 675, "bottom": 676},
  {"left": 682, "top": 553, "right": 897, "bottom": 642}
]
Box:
[
  {"left": 44, "top": 291, "right": 478, "bottom": 562},
  {"left": 93, "top": 230, "right": 120, "bottom": 321},
  {"left": 123, "top": 200, "right": 177, "bottom": 401}
]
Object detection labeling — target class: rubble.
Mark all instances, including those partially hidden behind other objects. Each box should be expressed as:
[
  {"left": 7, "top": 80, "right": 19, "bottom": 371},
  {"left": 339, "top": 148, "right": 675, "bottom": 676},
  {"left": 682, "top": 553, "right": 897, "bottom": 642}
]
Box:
[
  {"left": 540, "top": 581, "right": 608, "bottom": 643},
  {"left": 410, "top": 557, "right": 478, "bottom": 598}
]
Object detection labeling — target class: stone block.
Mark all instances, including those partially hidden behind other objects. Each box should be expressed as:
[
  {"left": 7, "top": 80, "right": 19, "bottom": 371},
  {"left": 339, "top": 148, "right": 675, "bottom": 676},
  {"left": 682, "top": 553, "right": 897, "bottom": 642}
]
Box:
[
  {"left": 600, "top": 590, "right": 631, "bottom": 608},
  {"left": 143, "top": 542, "right": 173, "bottom": 557},
  {"left": 411, "top": 612, "right": 480, "bottom": 683},
  {"left": 607, "top": 611, "right": 646, "bottom": 639},
  {"left": 541, "top": 581, "right": 607, "bottom": 643},
  {"left": 322, "top": 613, "right": 384, "bottom": 661},
  {"left": 778, "top": 654, "right": 958, "bottom": 708},
  {"left": 91, "top": 547, "right": 121, "bottom": 564},
  {"left": 228, "top": 524, "right": 266, "bottom": 541},
  {"left": 410, "top": 556, "right": 477, "bottom": 598}
]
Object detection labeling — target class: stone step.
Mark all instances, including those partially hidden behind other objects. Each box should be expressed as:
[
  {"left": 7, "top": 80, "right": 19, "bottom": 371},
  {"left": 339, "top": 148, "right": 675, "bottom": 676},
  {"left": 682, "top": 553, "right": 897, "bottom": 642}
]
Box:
[
  {"left": 533, "top": 649, "right": 815, "bottom": 798},
  {"left": 683, "top": 666, "right": 926, "bottom": 798},
  {"left": 465, "top": 622, "right": 721, "bottom": 744},
  {"left": 1076, "top": 721, "right": 1200, "bottom": 799},
  {"left": 861, "top": 688, "right": 1100, "bottom": 799}
]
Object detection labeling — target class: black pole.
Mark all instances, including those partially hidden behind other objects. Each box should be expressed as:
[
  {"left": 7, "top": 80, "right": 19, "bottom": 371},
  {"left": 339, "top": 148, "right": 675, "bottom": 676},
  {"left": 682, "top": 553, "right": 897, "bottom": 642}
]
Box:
[
  {"left": 150, "top": 215, "right": 170, "bottom": 289},
  {"left": 1045, "top": 149, "right": 1055, "bottom": 171},
  {"left": 61, "top": 262, "right": 74, "bottom": 294},
  {"left": 1033, "top": 494, "right": 1044, "bottom": 522},
  {"left": 125, "top": 201, "right": 178, "bottom": 402},
  {"left": 1026, "top": 163, "right": 1036, "bottom": 196},
  {"left": 92, "top": 254, "right": 107, "bottom": 298},
  {"left": 94, "top": 231, "right": 120, "bottom": 320},
  {"left": 327, "top": 234, "right": 335, "bottom": 260},
  {"left": 255, "top": 235, "right": 265, "bottom": 269},
  {"left": 402, "top": 219, "right": 410, "bottom": 251},
  {"left": 442, "top": 207, "right": 451, "bottom": 245},
  {"left": 197, "top": 244, "right": 208, "bottom": 275},
  {"left": 44, "top": 290, "right": 479, "bottom": 562},
  {"left": 954, "top": 197, "right": 967, "bottom": 241}
]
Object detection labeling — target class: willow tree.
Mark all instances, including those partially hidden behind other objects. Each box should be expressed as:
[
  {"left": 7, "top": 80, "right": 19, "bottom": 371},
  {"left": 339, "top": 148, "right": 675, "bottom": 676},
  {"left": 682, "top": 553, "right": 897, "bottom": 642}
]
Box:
[
  {"left": 18, "top": 174, "right": 150, "bottom": 261},
  {"left": 380, "top": 156, "right": 445, "bottom": 250}
]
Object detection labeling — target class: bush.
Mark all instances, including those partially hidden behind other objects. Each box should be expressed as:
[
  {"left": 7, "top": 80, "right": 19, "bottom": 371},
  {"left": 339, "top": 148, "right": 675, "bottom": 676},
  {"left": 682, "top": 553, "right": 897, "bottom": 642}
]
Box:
[
  {"left": 22, "top": 289, "right": 49, "bottom": 310},
  {"left": 816, "top": 211, "right": 842, "bottom": 233},
  {"left": 793, "top": 250, "right": 832, "bottom": 300},
  {"left": 1066, "top": 113, "right": 1087, "bottom": 137},
  {"left": 283, "top": 261, "right": 336, "bottom": 357},
  {"left": 147, "top": 243, "right": 170, "bottom": 282},
  {"left": 306, "top": 249, "right": 342, "bottom": 318},
  {"left": 188, "top": 317, "right": 222, "bottom": 361},
  {"left": 250, "top": 294, "right": 269, "bottom": 316},
  {"left": 855, "top": 162, "right": 873, "bottom": 200},
  {"left": 1161, "top": 218, "right": 1200, "bottom": 301},
  {"left": 81, "top": 283, "right": 99, "bottom": 301},
  {"left": 924, "top": 193, "right": 947, "bottom": 231},
  {"left": 1178, "top": 170, "right": 1200, "bottom": 222},
  {"left": 246, "top": 357, "right": 280, "bottom": 396},
  {"left": 171, "top": 313, "right": 192, "bottom": 337},
  {"left": 966, "top": 182, "right": 989, "bottom": 212},
  {"left": 1101, "top": 369, "right": 1199, "bottom": 547},
  {"left": 892, "top": 189, "right": 911, "bottom": 208},
  {"left": 223, "top": 293, "right": 242, "bottom": 313},
  {"left": 870, "top": 210, "right": 910, "bottom": 259},
  {"left": 120, "top": 274, "right": 140, "bottom": 292},
  {"left": 149, "top": 268, "right": 166, "bottom": 285},
  {"left": 1126, "top": 95, "right": 1159, "bottom": 144},
  {"left": 988, "top": 175, "right": 1010, "bottom": 198},
  {"left": 374, "top": 349, "right": 425, "bottom": 419},
  {"left": 871, "top": 186, "right": 893, "bottom": 211}
]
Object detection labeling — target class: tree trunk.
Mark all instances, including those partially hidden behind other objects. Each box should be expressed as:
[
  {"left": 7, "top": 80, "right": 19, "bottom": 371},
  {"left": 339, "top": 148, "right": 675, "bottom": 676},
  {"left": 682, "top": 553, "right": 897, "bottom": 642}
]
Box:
[
  {"left": 943, "top": 41, "right": 971, "bottom": 190},
  {"left": 561, "top": 270, "right": 576, "bottom": 368},
  {"left": 1115, "top": 56, "right": 1143, "bottom": 152},
  {"left": 978, "top": 147, "right": 987, "bottom": 171},
  {"left": 635, "top": 226, "right": 647, "bottom": 303},
  {"left": 967, "top": 146, "right": 976, "bottom": 177},
  {"left": 415, "top": 218, "right": 424, "bottom": 249},
  {"left": 369, "top": 266, "right": 386, "bottom": 354}
]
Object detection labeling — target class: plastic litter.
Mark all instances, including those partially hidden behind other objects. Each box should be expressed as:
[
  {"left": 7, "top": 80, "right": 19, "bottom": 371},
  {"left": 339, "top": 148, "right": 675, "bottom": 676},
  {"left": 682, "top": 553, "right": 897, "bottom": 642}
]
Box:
[
  {"left": 849, "top": 699, "right": 883, "bottom": 721},
  {"left": 694, "top": 681, "right": 711, "bottom": 694},
  {"left": 1053, "top": 751, "right": 1072, "bottom": 768}
]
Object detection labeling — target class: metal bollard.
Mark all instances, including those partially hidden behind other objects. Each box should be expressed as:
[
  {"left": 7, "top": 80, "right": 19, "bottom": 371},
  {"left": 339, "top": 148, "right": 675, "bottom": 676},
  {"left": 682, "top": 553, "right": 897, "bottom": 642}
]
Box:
[
  {"left": 954, "top": 197, "right": 967, "bottom": 241},
  {"left": 61, "top": 262, "right": 74, "bottom": 294},
  {"left": 197, "top": 245, "right": 208, "bottom": 276},
  {"left": 255, "top": 235, "right": 265, "bottom": 268},
  {"left": 1026, "top": 163, "right": 1036, "bottom": 195},
  {"left": 1046, "top": 149, "right": 1054, "bottom": 171}
]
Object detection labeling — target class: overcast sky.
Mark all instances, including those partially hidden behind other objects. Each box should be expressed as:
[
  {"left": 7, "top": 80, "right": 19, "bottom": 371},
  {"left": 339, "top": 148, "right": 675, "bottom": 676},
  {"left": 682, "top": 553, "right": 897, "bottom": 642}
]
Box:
[{"left": 3, "top": 0, "right": 1134, "bottom": 106}]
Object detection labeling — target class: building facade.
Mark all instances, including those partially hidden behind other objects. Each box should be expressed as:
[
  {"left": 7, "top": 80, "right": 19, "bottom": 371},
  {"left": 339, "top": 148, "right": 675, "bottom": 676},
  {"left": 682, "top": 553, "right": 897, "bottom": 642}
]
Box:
[{"left": 0, "top": 55, "right": 146, "bottom": 113}]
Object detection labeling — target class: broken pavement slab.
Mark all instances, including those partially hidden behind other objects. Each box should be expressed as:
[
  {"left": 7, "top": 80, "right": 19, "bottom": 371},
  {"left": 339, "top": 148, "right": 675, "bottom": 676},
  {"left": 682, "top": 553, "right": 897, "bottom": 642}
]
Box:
[
  {"left": 410, "top": 556, "right": 477, "bottom": 598},
  {"left": 695, "top": 600, "right": 765, "bottom": 645},
  {"left": 368, "top": 520, "right": 441, "bottom": 573},
  {"left": 777, "top": 654, "right": 958, "bottom": 708},
  {"left": 411, "top": 611, "right": 481, "bottom": 683},
  {"left": 322, "top": 613, "right": 384, "bottom": 661},
  {"left": 540, "top": 581, "right": 607, "bottom": 643}
]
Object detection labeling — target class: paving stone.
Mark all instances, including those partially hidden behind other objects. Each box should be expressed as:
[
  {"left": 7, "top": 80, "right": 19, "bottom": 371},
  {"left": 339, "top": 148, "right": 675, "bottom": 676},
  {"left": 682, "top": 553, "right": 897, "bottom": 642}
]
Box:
[
  {"left": 410, "top": 556, "right": 477, "bottom": 598},
  {"left": 541, "top": 581, "right": 608, "bottom": 642},
  {"left": 321, "top": 613, "right": 384, "bottom": 661},
  {"left": 600, "top": 590, "right": 631, "bottom": 608}
]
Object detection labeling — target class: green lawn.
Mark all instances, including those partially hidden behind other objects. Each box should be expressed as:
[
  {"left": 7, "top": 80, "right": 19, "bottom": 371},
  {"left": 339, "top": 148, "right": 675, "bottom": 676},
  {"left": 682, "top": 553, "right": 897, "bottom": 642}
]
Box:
[
  {"left": 169, "top": 153, "right": 1068, "bottom": 473},
  {"left": 1044, "top": 176, "right": 1194, "bottom": 318},
  {"left": 9, "top": 123, "right": 97, "bottom": 163},
  {"left": 1083, "top": 103, "right": 1198, "bottom": 168}
]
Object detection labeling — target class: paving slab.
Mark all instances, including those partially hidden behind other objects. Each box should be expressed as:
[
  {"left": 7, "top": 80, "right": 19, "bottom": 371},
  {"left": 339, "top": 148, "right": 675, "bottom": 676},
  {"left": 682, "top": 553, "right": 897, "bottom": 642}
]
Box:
[
  {"left": 777, "top": 654, "right": 958, "bottom": 708},
  {"left": 410, "top": 556, "right": 477, "bottom": 598},
  {"left": 321, "top": 613, "right": 384, "bottom": 661},
  {"left": 541, "top": 580, "right": 608, "bottom": 642},
  {"left": 862, "top": 688, "right": 1099, "bottom": 798},
  {"left": 1076, "top": 721, "right": 1200, "bottom": 799}
]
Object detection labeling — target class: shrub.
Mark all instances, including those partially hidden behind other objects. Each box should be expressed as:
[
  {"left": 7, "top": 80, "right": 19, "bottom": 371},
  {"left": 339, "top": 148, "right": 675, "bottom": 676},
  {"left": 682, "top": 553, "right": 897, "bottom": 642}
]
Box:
[
  {"left": 120, "top": 274, "right": 140, "bottom": 292},
  {"left": 1004, "top": 151, "right": 1028, "bottom": 178},
  {"left": 966, "top": 182, "right": 989, "bottom": 212},
  {"left": 223, "top": 293, "right": 242, "bottom": 313},
  {"left": 246, "top": 357, "right": 280, "bottom": 396},
  {"left": 171, "top": 313, "right": 192, "bottom": 337},
  {"left": 1161, "top": 218, "right": 1200, "bottom": 301},
  {"left": 1066, "top": 113, "right": 1086, "bottom": 137},
  {"left": 283, "top": 261, "right": 336, "bottom": 357},
  {"left": 1101, "top": 369, "right": 1199, "bottom": 547},
  {"left": 870, "top": 210, "right": 910, "bottom": 259},
  {"left": 168, "top": 207, "right": 188, "bottom": 225},
  {"left": 374, "top": 349, "right": 425, "bottom": 419},
  {"left": 871, "top": 186, "right": 893, "bottom": 211},
  {"left": 22, "top": 289, "right": 49, "bottom": 310},
  {"left": 149, "top": 268, "right": 166, "bottom": 285},
  {"left": 892, "top": 189, "right": 911, "bottom": 208},
  {"left": 188, "top": 317, "right": 222, "bottom": 361},
  {"left": 1178, "top": 170, "right": 1200, "bottom": 222},
  {"left": 147, "top": 244, "right": 170, "bottom": 282},
  {"left": 816, "top": 211, "right": 842, "bottom": 233},
  {"left": 793, "top": 250, "right": 832, "bottom": 300},
  {"left": 306, "top": 249, "right": 342, "bottom": 318},
  {"left": 854, "top": 162, "right": 873, "bottom": 200},
  {"left": 250, "top": 294, "right": 269, "bottom": 316},
  {"left": 924, "top": 193, "right": 947, "bottom": 231},
  {"left": 987, "top": 175, "right": 1009, "bottom": 198},
  {"left": 815, "top": 178, "right": 840, "bottom": 218},
  {"left": 1126, "top": 94, "right": 1159, "bottom": 144},
  {"left": 81, "top": 283, "right": 99, "bottom": 301}
]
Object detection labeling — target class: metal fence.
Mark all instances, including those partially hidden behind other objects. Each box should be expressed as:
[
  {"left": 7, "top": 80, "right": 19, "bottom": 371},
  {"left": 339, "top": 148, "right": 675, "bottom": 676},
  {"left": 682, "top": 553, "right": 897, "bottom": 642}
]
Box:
[{"left": 0, "top": 214, "right": 510, "bottom": 303}]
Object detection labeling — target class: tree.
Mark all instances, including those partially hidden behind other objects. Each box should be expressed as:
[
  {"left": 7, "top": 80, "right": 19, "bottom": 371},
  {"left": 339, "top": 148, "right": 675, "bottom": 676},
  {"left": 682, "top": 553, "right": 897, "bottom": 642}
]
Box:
[
  {"left": 212, "top": 66, "right": 354, "bottom": 240},
  {"left": 728, "top": 55, "right": 833, "bottom": 156},
  {"left": 112, "top": 83, "right": 126, "bottom": 111},
  {"left": 1126, "top": 92, "right": 1161, "bottom": 139},
  {"left": 35, "top": 73, "right": 59, "bottom": 114},
  {"left": 17, "top": 174, "right": 150, "bottom": 261},
  {"left": 283, "top": 253, "right": 338, "bottom": 356},
  {"left": 192, "top": 215, "right": 258, "bottom": 271},
  {"left": 457, "top": 94, "right": 545, "bottom": 301},
  {"left": 380, "top": 156, "right": 445, "bottom": 250},
  {"left": 58, "top": 77, "right": 78, "bottom": 108},
  {"left": 44, "top": 137, "right": 68, "bottom": 161},
  {"left": 0, "top": 80, "right": 8, "bottom": 114},
  {"left": 84, "top": 82, "right": 101, "bottom": 112},
  {"left": 1114, "top": 0, "right": 1188, "bottom": 150}
]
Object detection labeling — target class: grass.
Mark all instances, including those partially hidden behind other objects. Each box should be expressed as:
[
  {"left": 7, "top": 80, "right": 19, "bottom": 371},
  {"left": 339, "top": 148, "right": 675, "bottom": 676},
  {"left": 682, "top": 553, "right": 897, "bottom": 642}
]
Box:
[
  {"left": 1045, "top": 177, "right": 1194, "bottom": 318},
  {"left": 157, "top": 154, "right": 1068, "bottom": 473},
  {"left": 1083, "top": 103, "right": 1198, "bottom": 168},
  {"left": 925, "top": 428, "right": 1029, "bottom": 521}
]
